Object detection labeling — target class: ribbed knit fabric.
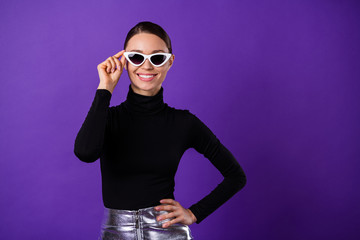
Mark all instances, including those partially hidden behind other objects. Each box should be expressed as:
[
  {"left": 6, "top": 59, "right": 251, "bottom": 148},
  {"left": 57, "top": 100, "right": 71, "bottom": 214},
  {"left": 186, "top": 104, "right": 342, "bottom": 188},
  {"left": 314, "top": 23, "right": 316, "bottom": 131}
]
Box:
[{"left": 74, "top": 84, "right": 246, "bottom": 224}]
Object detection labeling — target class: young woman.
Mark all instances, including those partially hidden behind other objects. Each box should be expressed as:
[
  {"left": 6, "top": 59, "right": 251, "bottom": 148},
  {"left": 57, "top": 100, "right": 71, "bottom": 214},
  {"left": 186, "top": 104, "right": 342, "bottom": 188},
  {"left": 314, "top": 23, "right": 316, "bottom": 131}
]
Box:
[{"left": 74, "top": 21, "right": 246, "bottom": 240}]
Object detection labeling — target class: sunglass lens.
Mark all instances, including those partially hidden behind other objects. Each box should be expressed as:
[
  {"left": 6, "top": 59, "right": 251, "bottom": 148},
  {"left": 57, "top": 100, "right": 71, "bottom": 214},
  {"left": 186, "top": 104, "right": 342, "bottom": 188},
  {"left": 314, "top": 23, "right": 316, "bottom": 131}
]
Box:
[
  {"left": 128, "top": 53, "right": 144, "bottom": 65},
  {"left": 151, "top": 54, "right": 167, "bottom": 66}
]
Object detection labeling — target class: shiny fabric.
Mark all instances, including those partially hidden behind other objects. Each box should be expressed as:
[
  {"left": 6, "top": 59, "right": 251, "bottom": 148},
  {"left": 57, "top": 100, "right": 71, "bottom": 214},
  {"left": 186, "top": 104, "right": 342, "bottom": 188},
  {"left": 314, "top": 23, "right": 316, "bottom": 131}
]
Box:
[{"left": 98, "top": 205, "right": 194, "bottom": 240}]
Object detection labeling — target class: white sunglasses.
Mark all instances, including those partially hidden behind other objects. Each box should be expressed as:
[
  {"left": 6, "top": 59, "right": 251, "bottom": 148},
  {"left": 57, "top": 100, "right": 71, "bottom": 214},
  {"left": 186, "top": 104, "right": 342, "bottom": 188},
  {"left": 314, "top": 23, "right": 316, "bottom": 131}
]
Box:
[{"left": 123, "top": 52, "right": 172, "bottom": 67}]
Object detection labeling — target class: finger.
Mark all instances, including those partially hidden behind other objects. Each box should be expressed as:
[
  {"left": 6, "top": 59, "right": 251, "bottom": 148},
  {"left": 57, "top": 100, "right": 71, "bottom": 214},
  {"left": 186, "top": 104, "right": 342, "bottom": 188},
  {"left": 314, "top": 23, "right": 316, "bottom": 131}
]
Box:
[
  {"left": 120, "top": 55, "right": 126, "bottom": 69},
  {"left": 157, "top": 211, "right": 178, "bottom": 221},
  {"left": 163, "top": 217, "right": 182, "bottom": 228},
  {"left": 155, "top": 204, "right": 177, "bottom": 212},
  {"left": 97, "top": 63, "right": 109, "bottom": 75},
  {"left": 98, "top": 62, "right": 107, "bottom": 71},
  {"left": 108, "top": 57, "right": 116, "bottom": 73},
  {"left": 113, "top": 49, "right": 126, "bottom": 59},
  {"left": 113, "top": 57, "right": 121, "bottom": 71},
  {"left": 160, "top": 199, "right": 177, "bottom": 205},
  {"left": 105, "top": 59, "right": 112, "bottom": 73}
]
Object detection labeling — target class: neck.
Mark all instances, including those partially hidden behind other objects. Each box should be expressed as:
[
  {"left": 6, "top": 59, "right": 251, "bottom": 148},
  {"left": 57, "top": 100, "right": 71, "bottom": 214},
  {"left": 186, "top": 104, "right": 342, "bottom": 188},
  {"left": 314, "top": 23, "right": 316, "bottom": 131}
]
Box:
[
  {"left": 130, "top": 84, "right": 161, "bottom": 97},
  {"left": 124, "top": 84, "right": 166, "bottom": 115}
]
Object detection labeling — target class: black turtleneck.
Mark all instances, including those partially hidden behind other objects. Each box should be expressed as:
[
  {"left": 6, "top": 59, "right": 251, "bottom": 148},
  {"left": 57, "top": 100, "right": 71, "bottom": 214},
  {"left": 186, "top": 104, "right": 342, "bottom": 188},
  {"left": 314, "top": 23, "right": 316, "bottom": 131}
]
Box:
[
  {"left": 74, "top": 84, "right": 246, "bottom": 224},
  {"left": 124, "top": 84, "right": 166, "bottom": 115}
]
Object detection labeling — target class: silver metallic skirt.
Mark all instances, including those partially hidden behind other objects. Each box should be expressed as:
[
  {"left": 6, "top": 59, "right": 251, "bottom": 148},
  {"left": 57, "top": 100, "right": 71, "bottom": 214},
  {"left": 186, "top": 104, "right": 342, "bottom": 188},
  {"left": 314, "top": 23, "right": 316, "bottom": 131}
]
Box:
[{"left": 98, "top": 205, "right": 194, "bottom": 240}]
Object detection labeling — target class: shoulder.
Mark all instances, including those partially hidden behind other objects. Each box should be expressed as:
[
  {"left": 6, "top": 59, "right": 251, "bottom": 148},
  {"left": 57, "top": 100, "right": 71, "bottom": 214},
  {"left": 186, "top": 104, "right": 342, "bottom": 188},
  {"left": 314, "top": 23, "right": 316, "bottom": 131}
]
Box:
[
  {"left": 106, "top": 102, "right": 127, "bottom": 119},
  {"left": 108, "top": 103, "right": 123, "bottom": 112},
  {"left": 165, "top": 106, "right": 208, "bottom": 133},
  {"left": 159, "top": 105, "right": 200, "bottom": 130},
  {"left": 165, "top": 105, "right": 197, "bottom": 120}
]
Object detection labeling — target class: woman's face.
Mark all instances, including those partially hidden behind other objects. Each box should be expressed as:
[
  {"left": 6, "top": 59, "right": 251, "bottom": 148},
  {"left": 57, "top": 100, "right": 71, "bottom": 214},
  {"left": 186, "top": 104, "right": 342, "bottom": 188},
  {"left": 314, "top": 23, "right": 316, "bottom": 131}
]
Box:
[{"left": 124, "top": 32, "right": 175, "bottom": 96}]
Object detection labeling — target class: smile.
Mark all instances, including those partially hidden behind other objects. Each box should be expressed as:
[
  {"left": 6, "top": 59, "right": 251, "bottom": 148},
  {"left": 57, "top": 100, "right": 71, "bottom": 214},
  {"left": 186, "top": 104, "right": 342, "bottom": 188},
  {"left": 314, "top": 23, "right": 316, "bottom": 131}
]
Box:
[{"left": 137, "top": 74, "right": 157, "bottom": 81}]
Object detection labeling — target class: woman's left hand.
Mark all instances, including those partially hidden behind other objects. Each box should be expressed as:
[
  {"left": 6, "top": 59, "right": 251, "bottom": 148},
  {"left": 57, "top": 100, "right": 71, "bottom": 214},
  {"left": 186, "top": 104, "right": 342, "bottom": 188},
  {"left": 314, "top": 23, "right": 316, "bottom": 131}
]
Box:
[{"left": 155, "top": 199, "right": 197, "bottom": 228}]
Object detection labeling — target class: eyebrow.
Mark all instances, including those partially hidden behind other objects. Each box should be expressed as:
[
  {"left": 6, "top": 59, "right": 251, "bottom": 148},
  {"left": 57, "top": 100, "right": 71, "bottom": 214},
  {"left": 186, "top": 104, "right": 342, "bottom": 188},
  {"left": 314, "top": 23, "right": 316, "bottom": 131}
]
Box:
[{"left": 129, "top": 49, "right": 166, "bottom": 53}]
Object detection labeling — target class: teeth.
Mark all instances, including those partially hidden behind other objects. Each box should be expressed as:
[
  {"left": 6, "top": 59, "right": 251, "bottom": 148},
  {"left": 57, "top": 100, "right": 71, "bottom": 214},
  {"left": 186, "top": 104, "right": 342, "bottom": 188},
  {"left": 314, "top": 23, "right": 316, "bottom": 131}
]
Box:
[{"left": 139, "top": 74, "right": 155, "bottom": 78}]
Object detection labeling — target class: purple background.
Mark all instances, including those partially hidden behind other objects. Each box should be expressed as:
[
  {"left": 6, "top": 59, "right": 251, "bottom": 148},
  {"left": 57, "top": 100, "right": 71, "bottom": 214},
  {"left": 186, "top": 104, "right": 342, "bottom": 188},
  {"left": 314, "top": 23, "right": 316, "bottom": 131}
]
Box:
[{"left": 1, "top": 0, "right": 359, "bottom": 239}]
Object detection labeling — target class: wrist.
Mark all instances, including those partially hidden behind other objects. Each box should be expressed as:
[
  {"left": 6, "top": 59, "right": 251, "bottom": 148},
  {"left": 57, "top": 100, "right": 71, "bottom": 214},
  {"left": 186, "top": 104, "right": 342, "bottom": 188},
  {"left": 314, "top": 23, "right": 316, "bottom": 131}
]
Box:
[
  {"left": 187, "top": 208, "right": 197, "bottom": 223},
  {"left": 97, "top": 83, "right": 115, "bottom": 94}
]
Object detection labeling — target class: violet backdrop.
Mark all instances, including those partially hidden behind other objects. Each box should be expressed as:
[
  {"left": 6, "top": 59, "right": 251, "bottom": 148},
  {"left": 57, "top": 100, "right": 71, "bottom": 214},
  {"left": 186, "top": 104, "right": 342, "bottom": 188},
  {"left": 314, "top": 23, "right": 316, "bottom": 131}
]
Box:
[{"left": 0, "top": 0, "right": 359, "bottom": 239}]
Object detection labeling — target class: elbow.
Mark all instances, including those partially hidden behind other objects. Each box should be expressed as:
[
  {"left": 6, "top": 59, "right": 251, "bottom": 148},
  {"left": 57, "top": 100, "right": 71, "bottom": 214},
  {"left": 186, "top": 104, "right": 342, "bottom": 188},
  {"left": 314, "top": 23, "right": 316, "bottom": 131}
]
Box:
[
  {"left": 238, "top": 171, "right": 247, "bottom": 190},
  {"left": 73, "top": 146, "right": 101, "bottom": 163},
  {"left": 232, "top": 168, "right": 247, "bottom": 191}
]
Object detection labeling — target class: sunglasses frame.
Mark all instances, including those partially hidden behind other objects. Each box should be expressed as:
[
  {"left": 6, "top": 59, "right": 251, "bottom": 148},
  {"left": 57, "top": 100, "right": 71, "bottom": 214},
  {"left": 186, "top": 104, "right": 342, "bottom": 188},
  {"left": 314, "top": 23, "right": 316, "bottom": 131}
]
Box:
[{"left": 123, "top": 52, "right": 172, "bottom": 67}]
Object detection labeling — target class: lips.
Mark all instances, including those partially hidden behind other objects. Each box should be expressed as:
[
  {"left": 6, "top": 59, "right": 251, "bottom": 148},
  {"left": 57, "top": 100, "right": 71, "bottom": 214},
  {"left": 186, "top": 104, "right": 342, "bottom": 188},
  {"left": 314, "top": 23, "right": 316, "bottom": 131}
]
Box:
[{"left": 137, "top": 73, "right": 157, "bottom": 81}]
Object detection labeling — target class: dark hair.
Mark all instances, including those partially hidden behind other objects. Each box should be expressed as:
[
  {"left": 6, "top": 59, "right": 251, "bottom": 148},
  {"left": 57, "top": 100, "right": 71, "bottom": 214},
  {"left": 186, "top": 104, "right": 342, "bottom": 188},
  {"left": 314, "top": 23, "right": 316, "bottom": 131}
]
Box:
[{"left": 124, "top": 21, "right": 172, "bottom": 53}]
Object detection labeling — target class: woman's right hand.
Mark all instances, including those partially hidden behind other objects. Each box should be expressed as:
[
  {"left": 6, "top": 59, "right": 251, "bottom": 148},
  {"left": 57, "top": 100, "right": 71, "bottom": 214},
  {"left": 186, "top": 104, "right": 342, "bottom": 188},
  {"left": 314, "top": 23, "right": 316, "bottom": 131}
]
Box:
[{"left": 97, "top": 50, "right": 127, "bottom": 94}]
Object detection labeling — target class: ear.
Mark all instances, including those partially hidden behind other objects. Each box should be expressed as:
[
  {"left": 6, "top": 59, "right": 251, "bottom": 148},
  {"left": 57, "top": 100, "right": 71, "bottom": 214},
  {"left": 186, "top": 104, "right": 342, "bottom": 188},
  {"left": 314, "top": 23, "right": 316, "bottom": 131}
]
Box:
[{"left": 168, "top": 54, "right": 175, "bottom": 69}]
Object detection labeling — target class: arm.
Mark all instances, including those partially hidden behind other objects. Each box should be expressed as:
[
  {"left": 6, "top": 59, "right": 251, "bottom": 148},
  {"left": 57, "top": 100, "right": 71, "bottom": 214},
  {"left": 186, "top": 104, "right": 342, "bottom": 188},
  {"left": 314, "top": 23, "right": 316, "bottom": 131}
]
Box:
[
  {"left": 73, "top": 89, "right": 112, "bottom": 163},
  {"left": 186, "top": 112, "right": 247, "bottom": 224}
]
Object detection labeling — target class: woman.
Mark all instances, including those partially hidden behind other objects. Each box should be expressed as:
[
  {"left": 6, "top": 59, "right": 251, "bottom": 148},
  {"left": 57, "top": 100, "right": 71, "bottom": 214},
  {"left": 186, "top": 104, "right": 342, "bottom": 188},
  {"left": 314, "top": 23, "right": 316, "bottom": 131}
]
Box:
[{"left": 74, "top": 21, "right": 246, "bottom": 240}]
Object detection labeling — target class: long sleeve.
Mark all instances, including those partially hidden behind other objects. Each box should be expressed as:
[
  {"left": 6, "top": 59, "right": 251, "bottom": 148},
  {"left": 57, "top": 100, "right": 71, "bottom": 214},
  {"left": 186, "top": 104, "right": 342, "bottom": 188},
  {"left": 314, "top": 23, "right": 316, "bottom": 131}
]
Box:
[
  {"left": 74, "top": 89, "right": 112, "bottom": 163},
  {"left": 187, "top": 112, "right": 247, "bottom": 224}
]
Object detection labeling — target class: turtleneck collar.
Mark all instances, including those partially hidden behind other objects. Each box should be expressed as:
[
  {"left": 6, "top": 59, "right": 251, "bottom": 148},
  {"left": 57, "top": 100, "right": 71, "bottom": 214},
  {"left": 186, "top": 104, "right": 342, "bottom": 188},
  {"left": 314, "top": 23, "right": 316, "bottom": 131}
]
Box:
[{"left": 124, "top": 84, "right": 166, "bottom": 115}]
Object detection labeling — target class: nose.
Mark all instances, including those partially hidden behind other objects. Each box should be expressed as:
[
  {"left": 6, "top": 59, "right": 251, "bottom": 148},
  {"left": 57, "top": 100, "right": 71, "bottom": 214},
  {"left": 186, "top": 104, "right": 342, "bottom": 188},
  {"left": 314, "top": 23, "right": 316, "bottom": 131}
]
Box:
[{"left": 141, "top": 58, "right": 154, "bottom": 69}]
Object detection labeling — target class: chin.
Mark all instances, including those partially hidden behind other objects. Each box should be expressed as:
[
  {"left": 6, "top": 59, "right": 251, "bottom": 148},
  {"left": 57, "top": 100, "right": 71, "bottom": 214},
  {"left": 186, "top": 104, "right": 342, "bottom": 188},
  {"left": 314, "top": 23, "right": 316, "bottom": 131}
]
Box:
[
  {"left": 131, "top": 79, "right": 154, "bottom": 90},
  {"left": 134, "top": 81, "right": 164, "bottom": 94},
  {"left": 132, "top": 76, "right": 161, "bottom": 86}
]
